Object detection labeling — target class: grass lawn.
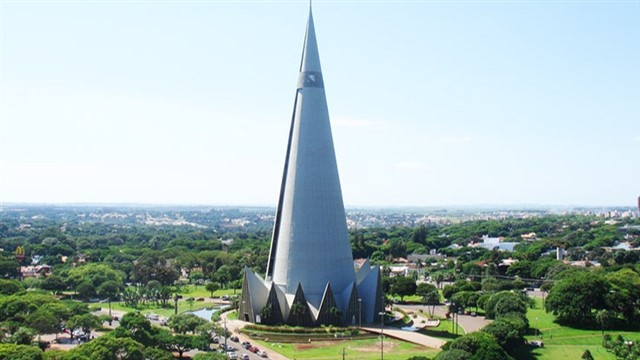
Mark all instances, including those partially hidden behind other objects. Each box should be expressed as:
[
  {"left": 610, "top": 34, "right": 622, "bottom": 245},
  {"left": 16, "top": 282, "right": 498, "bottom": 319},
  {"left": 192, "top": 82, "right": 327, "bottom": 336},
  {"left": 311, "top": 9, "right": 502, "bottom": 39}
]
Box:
[
  {"left": 254, "top": 337, "right": 439, "bottom": 360},
  {"left": 173, "top": 284, "right": 241, "bottom": 299},
  {"left": 522, "top": 298, "right": 637, "bottom": 360},
  {"left": 110, "top": 300, "right": 220, "bottom": 318},
  {"left": 418, "top": 319, "right": 465, "bottom": 341},
  {"left": 107, "top": 284, "right": 239, "bottom": 318}
]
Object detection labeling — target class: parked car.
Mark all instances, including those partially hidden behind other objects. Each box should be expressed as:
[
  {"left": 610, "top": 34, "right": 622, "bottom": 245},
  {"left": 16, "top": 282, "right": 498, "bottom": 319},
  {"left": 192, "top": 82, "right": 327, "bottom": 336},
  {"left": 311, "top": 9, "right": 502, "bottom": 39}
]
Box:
[
  {"left": 227, "top": 351, "right": 238, "bottom": 360},
  {"left": 212, "top": 336, "right": 219, "bottom": 344},
  {"left": 241, "top": 341, "right": 251, "bottom": 349},
  {"left": 530, "top": 340, "right": 544, "bottom": 348},
  {"left": 230, "top": 336, "right": 239, "bottom": 342},
  {"left": 220, "top": 344, "right": 234, "bottom": 351},
  {"left": 240, "top": 354, "right": 250, "bottom": 360},
  {"left": 249, "top": 346, "right": 259, "bottom": 353},
  {"left": 257, "top": 350, "right": 268, "bottom": 358}
]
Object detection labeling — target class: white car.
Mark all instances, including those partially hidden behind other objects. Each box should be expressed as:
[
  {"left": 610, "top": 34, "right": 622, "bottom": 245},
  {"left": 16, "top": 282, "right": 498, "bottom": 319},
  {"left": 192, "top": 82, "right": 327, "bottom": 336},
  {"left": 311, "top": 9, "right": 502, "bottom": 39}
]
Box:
[
  {"left": 240, "top": 354, "right": 250, "bottom": 360},
  {"left": 227, "top": 352, "right": 238, "bottom": 360},
  {"left": 257, "top": 350, "right": 268, "bottom": 358}
]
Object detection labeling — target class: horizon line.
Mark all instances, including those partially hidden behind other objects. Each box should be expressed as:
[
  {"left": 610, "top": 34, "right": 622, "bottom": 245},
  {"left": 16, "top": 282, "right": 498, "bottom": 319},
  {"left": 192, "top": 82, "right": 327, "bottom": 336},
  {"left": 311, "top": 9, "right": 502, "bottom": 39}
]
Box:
[{"left": 0, "top": 201, "right": 636, "bottom": 210}]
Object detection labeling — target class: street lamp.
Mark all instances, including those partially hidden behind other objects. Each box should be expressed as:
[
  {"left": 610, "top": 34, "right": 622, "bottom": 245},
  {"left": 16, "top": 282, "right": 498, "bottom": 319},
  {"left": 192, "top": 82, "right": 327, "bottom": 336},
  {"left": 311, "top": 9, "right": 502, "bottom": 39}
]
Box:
[
  {"left": 358, "top": 298, "right": 362, "bottom": 327},
  {"left": 379, "top": 311, "right": 385, "bottom": 360}
]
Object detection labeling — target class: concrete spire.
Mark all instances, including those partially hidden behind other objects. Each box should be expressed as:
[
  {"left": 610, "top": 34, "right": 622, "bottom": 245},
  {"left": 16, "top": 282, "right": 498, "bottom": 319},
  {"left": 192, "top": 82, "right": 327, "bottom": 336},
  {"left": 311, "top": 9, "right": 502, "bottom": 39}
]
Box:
[
  {"left": 240, "top": 9, "right": 383, "bottom": 327},
  {"left": 299, "top": 8, "right": 321, "bottom": 73},
  {"left": 265, "top": 9, "right": 355, "bottom": 308}
]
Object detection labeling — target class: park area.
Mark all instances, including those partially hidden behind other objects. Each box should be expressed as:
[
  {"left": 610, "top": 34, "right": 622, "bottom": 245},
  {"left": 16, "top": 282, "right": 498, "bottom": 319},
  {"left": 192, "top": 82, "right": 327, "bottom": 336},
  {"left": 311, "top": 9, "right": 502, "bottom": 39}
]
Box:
[
  {"left": 513, "top": 298, "right": 640, "bottom": 360},
  {"left": 254, "top": 337, "right": 440, "bottom": 360}
]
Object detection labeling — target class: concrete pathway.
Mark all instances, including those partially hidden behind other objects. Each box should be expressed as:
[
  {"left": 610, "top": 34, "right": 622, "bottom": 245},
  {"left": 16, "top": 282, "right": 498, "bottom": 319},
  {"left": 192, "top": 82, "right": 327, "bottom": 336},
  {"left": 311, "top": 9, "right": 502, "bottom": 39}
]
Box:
[
  {"left": 359, "top": 326, "right": 446, "bottom": 349},
  {"left": 397, "top": 304, "right": 491, "bottom": 333}
]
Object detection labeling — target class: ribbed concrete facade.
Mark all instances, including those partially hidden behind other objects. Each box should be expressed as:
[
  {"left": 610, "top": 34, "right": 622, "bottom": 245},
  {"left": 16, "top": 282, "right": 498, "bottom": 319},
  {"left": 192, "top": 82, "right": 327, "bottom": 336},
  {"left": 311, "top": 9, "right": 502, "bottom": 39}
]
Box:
[{"left": 239, "top": 9, "right": 382, "bottom": 327}]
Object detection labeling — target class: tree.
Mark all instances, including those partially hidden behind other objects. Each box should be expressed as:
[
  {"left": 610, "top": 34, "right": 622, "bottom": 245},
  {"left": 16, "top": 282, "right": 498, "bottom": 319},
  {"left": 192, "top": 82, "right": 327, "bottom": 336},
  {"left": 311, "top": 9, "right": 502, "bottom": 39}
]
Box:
[
  {"left": 75, "top": 281, "right": 96, "bottom": 299},
  {"left": 434, "top": 349, "right": 472, "bottom": 360},
  {"left": 416, "top": 283, "right": 440, "bottom": 318},
  {"left": 133, "top": 252, "right": 179, "bottom": 286},
  {"left": 481, "top": 315, "right": 527, "bottom": 352},
  {"left": 606, "top": 268, "right": 640, "bottom": 323},
  {"left": 211, "top": 265, "right": 233, "bottom": 288},
  {"left": 545, "top": 271, "right": 610, "bottom": 326},
  {"left": 122, "top": 287, "right": 141, "bottom": 308},
  {"left": 0, "top": 344, "right": 44, "bottom": 360},
  {"left": 205, "top": 282, "right": 219, "bottom": 298},
  {"left": 447, "top": 331, "right": 512, "bottom": 360},
  {"left": 193, "top": 353, "right": 228, "bottom": 360},
  {"left": 26, "top": 309, "right": 59, "bottom": 335},
  {"left": 115, "top": 313, "right": 154, "bottom": 347},
  {"left": 142, "top": 347, "right": 174, "bottom": 360},
  {"left": 391, "top": 276, "right": 417, "bottom": 302},
  {"left": 97, "top": 280, "right": 122, "bottom": 317},
  {"left": 581, "top": 349, "right": 594, "bottom": 360},
  {"left": 327, "top": 306, "right": 342, "bottom": 326},
  {"left": 155, "top": 330, "right": 199, "bottom": 359},
  {"left": 70, "top": 334, "right": 144, "bottom": 360},
  {"left": 41, "top": 275, "right": 66, "bottom": 295},
  {"left": 0, "top": 259, "right": 21, "bottom": 279},
  {"left": 0, "top": 279, "right": 24, "bottom": 295},
  {"left": 67, "top": 263, "right": 124, "bottom": 291},
  {"left": 595, "top": 310, "right": 610, "bottom": 336},
  {"left": 484, "top": 291, "right": 527, "bottom": 320},
  {"left": 7, "top": 327, "right": 35, "bottom": 345},
  {"left": 167, "top": 313, "right": 206, "bottom": 335},
  {"left": 66, "top": 314, "right": 101, "bottom": 339},
  {"left": 433, "top": 272, "right": 445, "bottom": 289},
  {"left": 189, "top": 271, "right": 205, "bottom": 288}
]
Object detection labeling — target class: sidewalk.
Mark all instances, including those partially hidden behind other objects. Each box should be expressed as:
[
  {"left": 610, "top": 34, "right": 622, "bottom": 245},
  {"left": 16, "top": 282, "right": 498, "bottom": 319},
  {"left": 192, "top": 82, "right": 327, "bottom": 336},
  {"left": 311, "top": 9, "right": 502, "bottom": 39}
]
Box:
[{"left": 359, "top": 326, "right": 446, "bottom": 349}]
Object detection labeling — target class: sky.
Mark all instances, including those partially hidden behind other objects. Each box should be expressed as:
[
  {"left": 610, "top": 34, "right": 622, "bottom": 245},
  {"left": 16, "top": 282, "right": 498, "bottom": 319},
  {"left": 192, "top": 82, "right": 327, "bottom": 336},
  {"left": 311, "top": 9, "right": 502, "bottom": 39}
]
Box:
[{"left": 1, "top": 0, "right": 639, "bottom": 207}]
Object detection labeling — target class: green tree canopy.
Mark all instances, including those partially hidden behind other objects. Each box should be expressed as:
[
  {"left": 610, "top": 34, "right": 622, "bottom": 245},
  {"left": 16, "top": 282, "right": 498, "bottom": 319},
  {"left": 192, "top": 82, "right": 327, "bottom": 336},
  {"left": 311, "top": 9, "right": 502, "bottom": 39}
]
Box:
[
  {"left": 390, "top": 276, "right": 417, "bottom": 301},
  {"left": 167, "top": 313, "right": 207, "bottom": 335},
  {"left": 546, "top": 271, "right": 610, "bottom": 326}
]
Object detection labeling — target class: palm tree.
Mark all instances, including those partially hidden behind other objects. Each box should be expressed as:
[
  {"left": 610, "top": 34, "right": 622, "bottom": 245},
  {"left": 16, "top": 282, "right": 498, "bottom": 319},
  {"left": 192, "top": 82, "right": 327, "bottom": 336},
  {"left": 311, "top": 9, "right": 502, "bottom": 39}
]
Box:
[{"left": 595, "top": 309, "right": 610, "bottom": 336}]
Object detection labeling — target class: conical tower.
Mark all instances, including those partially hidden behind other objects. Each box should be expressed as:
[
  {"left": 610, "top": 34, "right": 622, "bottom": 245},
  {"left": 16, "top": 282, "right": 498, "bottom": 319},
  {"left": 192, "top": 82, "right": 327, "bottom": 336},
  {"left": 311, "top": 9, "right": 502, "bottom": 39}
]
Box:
[
  {"left": 265, "top": 8, "right": 355, "bottom": 308},
  {"left": 239, "top": 7, "right": 383, "bottom": 326}
]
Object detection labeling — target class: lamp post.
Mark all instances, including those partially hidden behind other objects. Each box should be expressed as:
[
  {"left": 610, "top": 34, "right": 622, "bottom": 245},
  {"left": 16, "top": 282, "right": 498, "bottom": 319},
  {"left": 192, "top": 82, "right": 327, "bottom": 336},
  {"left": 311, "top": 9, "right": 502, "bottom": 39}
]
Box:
[
  {"left": 358, "top": 298, "right": 362, "bottom": 327},
  {"left": 379, "top": 311, "right": 385, "bottom": 360}
]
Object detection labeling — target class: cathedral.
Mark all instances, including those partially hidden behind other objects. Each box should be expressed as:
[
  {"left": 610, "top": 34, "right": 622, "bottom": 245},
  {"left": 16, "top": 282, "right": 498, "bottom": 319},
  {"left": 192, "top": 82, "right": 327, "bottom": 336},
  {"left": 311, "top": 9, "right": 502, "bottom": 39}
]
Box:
[{"left": 238, "top": 8, "right": 383, "bottom": 326}]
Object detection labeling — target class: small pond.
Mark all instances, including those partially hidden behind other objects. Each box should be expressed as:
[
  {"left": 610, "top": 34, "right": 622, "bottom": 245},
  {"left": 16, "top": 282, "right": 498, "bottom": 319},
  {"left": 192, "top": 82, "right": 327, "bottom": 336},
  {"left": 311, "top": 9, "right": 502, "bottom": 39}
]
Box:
[
  {"left": 401, "top": 326, "right": 421, "bottom": 332},
  {"left": 189, "top": 307, "right": 223, "bottom": 321}
]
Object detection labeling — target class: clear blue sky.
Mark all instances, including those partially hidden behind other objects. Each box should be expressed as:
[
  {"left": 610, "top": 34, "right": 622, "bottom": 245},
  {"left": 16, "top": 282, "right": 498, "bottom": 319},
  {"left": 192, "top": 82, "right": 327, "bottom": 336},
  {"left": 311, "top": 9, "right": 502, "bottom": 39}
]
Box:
[{"left": 1, "top": 0, "right": 638, "bottom": 207}]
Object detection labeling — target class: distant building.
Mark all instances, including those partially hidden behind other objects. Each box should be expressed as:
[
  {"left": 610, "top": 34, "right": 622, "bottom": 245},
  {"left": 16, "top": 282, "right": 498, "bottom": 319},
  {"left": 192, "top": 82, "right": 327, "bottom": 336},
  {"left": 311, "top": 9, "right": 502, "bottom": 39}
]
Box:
[
  {"left": 470, "top": 235, "right": 518, "bottom": 252},
  {"left": 21, "top": 265, "right": 51, "bottom": 278}
]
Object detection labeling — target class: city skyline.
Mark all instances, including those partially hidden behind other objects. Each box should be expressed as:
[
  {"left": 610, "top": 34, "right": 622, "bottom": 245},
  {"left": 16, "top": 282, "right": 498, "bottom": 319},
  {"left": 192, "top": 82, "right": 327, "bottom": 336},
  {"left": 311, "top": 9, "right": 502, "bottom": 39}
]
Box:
[{"left": 1, "top": 1, "right": 639, "bottom": 207}]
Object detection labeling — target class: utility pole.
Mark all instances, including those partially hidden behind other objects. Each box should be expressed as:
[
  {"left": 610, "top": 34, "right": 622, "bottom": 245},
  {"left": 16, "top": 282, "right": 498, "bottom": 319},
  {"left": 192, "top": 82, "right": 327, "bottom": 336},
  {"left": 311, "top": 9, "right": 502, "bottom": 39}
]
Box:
[
  {"left": 342, "top": 348, "right": 346, "bottom": 360},
  {"left": 358, "top": 298, "right": 362, "bottom": 327},
  {"left": 379, "top": 311, "right": 385, "bottom": 360}
]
